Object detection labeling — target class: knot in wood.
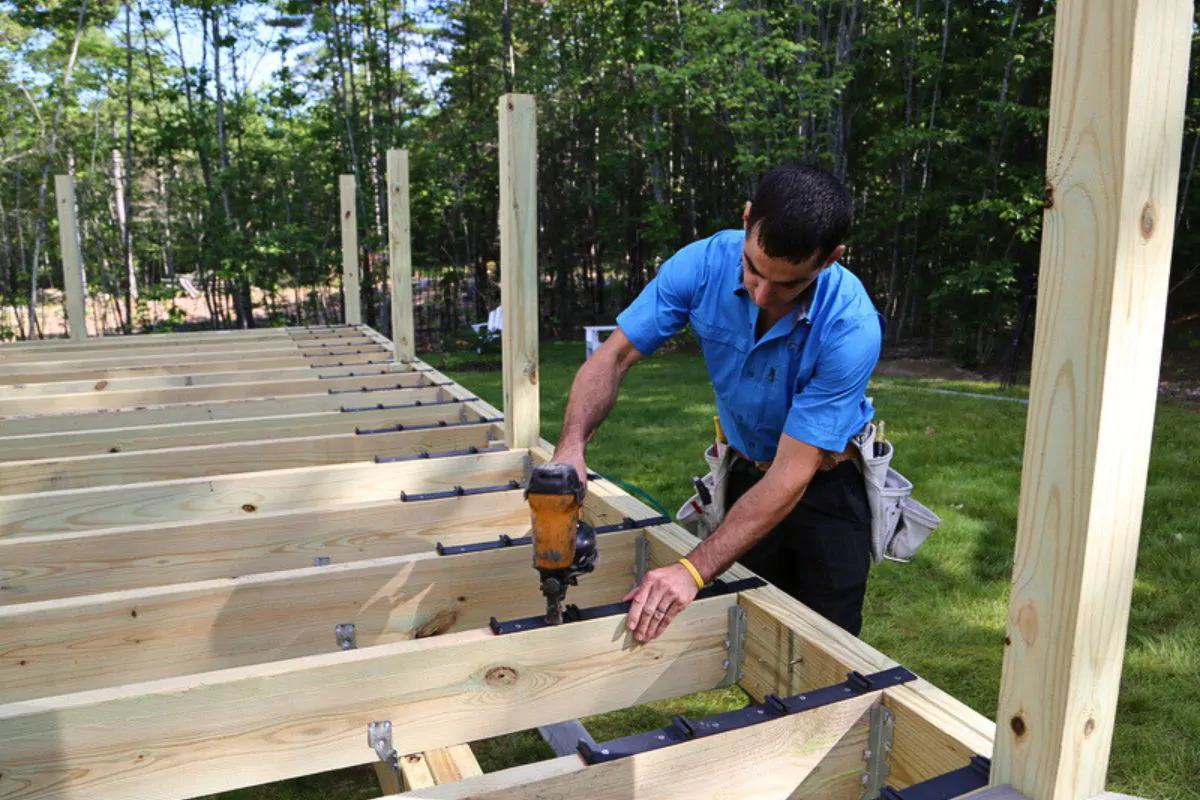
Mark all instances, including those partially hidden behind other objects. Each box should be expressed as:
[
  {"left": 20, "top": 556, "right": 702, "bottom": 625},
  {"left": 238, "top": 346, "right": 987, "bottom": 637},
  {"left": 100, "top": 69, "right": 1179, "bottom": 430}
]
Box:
[
  {"left": 1043, "top": 183, "right": 1055, "bottom": 210},
  {"left": 94, "top": 380, "right": 108, "bottom": 391},
  {"left": 1140, "top": 202, "right": 1155, "bottom": 239},
  {"left": 1084, "top": 717, "right": 1096, "bottom": 737},
  {"left": 1010, "top": 714, "right": 1027, "bottom": 738},
  {"left": 242, "top": 504, "right": 257, "bottom": 513},
  {"left": 485, "top": 666, "right": 519, "bottom": 687}
]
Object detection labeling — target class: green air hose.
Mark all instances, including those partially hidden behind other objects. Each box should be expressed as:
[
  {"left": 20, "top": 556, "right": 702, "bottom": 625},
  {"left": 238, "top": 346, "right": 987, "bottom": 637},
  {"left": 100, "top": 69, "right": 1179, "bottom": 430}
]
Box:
[{"left": 593, "top": 470, "right": 672, "bottom": 520}]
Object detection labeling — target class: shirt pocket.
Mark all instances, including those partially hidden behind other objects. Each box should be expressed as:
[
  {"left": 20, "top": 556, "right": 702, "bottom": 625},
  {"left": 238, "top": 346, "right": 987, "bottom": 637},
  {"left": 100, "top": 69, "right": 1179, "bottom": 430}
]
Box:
[{"left": 691, "top": 318, "right": 744, "bottom": 391}]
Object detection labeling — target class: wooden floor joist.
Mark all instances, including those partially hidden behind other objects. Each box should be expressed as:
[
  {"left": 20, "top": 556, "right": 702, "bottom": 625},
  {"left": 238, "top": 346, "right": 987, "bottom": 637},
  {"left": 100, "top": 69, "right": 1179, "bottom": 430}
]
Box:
[
  {"left": 0, "top": 421, "right": 501, "bottom": 493},
  {"left": 0, "top": 384, "right": 449, "bottom": 436},
  {"left": 0, "top": 399, "right": 480, "bottom": 461}
]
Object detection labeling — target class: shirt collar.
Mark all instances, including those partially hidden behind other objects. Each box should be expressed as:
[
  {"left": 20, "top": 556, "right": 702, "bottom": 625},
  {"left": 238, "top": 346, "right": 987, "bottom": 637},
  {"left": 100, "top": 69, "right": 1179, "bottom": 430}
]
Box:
[{"left": 734, "top": 274, "right": 816, "bottom": 323}]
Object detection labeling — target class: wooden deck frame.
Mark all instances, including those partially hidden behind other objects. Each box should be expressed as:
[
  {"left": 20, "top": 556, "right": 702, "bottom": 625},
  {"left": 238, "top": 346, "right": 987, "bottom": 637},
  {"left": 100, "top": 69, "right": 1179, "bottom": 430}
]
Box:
[{"left": 2, "top": 36, "right": 1183, "bottom": 796}]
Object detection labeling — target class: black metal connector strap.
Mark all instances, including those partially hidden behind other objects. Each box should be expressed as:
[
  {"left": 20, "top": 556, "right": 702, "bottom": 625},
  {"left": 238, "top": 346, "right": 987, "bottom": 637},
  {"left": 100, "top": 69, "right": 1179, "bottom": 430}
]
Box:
[
  {"left": 356, "top": 416, "right": 496, "bottom": 435},
  {"left": 296, "top": 340, "right": 367, "bottom": 349},
  {"left": 400, "top": 479, "right": 521, "bottom": 503},
  {"left": 489, "top": 576, "right": 767, "bottom": 636},
  {"left": 434, "top": 515, "right": 671, "bottom": 557},
  {"left": 576, "top": 664, "right": 918, "bottom": 765},
  {"left": 318, "top": 369, "right": 392, "bottom": 380},
  {"left": 328, "top": 383, "right": 416, "bottom": 395},
  {"left": 340, "top": 397, "right": 476, "bottom": 413},
  {"left": 878, "top": 756, "right": 991, "bottom": 800},
  {"left": 303, "top": 347, "right": 388, "bottom": 357},
  {"left": 311, "top": 359, "right": 391, "bottom": 368},
  {"left": 375, "top": 446, "right": 506, "bottom": 464}
]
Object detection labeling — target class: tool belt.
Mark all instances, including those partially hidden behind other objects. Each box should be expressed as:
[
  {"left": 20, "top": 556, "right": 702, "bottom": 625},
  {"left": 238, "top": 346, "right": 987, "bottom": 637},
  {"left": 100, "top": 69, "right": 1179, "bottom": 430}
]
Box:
[{"left": 676, "top": 419, "right": 942, "bottom": 563}]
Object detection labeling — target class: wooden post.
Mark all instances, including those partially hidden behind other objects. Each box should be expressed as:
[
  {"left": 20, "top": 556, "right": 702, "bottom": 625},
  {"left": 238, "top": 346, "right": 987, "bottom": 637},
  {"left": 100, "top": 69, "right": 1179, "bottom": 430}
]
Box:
[
  {"left": 339, "top": 174, "right": 362, "bottom": 326},
  {"left": 387, "top": 149, "right": 415, "bottom": 361},
  {"left": 992, "top": 2, "right": 1192, "bottom": 799},
  {"left": 498, "top": 94, "right": 539, "bottom": 450},
  {"left": 54, "top": 175, "right": 87, "bottom": 340}
]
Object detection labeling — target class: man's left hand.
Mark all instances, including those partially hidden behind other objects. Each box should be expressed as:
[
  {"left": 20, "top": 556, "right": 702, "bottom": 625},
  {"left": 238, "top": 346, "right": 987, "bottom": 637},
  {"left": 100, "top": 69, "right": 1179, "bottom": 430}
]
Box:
[{"left": 623, "top": 563, "right": 700, "bottom": 642}]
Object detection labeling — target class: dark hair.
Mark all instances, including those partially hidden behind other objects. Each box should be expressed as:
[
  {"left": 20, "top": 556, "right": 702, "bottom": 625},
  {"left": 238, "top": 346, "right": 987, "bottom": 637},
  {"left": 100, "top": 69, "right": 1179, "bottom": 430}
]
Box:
[{"left": 746, "top": 163, "right": 853, "bottom": 266}]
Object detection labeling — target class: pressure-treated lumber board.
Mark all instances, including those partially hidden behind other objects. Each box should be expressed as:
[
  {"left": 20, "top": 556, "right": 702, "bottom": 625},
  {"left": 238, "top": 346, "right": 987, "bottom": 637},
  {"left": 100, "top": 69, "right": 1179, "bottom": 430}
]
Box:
[
  {"left": 397, "top": 758, "right": 584, "bottom": 799},
  {"left": 401, "top": 692, "right": 879, "bottom": 800},
  {"left": 0, "top": 530, "right": 640, "bottom": 702},
  {"left": 0, "top": 423, "right": 501, "bottom": 494},
  {"left": 992, "top": 3, "right": 1192, "bottom": 799},
  {"left": 387, "top": 148, "right": 415, "bottom": 361},
  {"left": 0, "top": 331, "right": 364, "bottom": 362},
  {"left": 0, "top": 338, "right": 380, "bottom": 369},
  {"left": 0, "top": 353, "right": 390, "bottom": 386},
  {"left": 499, "top": 94, "right": 539, "bottom": 450},
  {"left": 0, "top": 592, "right": 736, "bottom": 800},
  {"left": 341, "top": 174, "right": 362, "bottom": 325},
  {"left": 0, "top": 446, "right": 528, "bottom": 537},
  {"left": 0, "top": 370, "right": 427, "bottom": 416},
  {"left": 0, "top": 362, "right": 405, "bottom": 397},
  {"left": 396, "top": 745, "right": 485, "bottom": 793},
  {"left": 0, "top": 488, "right": 531, "bottom": 603},
  {"left": 0, "top": 325, "right": 354, "bottom": 354},
  {"left": 0, "top": 385, "right": 447, "bottom": 436},
  {"left": 581, "top": 468, "right": 996, "bottom": 792},
  {"left": 0, "top": 400, "right": 474, "bottom": 461},
  {"left": 54, "top": 175, "right": 87, "bottom": 341}
]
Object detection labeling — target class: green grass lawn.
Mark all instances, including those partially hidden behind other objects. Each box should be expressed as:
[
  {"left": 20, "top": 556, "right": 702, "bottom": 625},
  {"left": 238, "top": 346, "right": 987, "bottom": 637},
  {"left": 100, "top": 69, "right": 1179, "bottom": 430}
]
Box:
[{"left": 209, "top": 341, "right": 1199, "bottom": 800}]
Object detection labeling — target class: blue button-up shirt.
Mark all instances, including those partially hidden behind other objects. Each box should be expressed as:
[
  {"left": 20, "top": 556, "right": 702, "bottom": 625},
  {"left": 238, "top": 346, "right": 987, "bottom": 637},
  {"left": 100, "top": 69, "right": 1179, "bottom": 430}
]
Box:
[{"left": 616, "top": 229, "right": 883, "bottom": 462}]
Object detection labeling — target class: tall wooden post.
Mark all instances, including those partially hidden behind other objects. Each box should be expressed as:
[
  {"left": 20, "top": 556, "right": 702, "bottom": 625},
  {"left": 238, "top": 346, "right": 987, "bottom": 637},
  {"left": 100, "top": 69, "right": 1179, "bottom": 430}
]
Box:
[
  {"left": 992, "top": 3, "right": 1192, "bottom": 799},
  {"left": 387, "top": 149, "right": 415, "bottom": 361},
  {"left": 54, "top": 175, "right": 87, "bottom": 341},
  {"left": 499, "top": 94, "right": 539, "bottom": 450},
  {"left": 339, "top": 175, "right": 362, "bottom": 326}
]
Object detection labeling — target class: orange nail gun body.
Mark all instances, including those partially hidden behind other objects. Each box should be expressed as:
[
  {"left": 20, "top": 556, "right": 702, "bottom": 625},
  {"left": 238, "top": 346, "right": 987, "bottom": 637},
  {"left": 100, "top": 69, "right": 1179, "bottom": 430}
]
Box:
[{"left": 527, "top": 463, "right": 597, "bottom": 625}]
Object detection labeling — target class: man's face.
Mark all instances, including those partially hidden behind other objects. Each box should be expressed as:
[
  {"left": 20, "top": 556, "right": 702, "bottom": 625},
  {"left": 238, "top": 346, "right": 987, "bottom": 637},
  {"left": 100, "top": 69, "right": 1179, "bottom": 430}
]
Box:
[{"left": 740, "top": 230, "right": 824, "bottom": 314}]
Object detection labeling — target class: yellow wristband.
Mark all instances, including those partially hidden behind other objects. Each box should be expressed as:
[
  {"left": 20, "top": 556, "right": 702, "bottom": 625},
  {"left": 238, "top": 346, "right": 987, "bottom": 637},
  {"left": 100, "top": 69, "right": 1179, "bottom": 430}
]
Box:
[{"left": 679, "top": 557, "right": 705, "bottom": 589}]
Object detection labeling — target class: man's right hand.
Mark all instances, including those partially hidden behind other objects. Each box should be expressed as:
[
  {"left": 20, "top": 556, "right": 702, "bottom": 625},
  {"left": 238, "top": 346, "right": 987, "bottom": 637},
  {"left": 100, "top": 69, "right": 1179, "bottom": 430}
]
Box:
[{"left": 552, "top": 446, "right": 589, "bottom": 495}]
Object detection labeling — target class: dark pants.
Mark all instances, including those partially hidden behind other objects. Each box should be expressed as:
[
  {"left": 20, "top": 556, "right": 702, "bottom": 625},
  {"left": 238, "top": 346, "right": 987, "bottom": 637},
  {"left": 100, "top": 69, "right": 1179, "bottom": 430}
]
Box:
[{"left": 729, "top": 457, "right": 872, "bottom": 636}]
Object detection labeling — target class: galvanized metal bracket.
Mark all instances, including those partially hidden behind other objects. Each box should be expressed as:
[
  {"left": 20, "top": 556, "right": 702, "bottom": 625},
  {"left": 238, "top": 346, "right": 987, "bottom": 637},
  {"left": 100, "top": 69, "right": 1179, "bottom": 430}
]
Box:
[
  {"left": 717, "top": 604, "right": 748, "bottom": 688},
  {"left": 335, "top": 623, "right": 357, "bottom": 650},
  {"left": 633, "top": 535, "right": 650, "bottom": 584},
  {"left": 368, "top": 720, "right": 401, "bottom": 778},
  {"left": 860, "top": 703, "right": 896, "bottom": 800}
]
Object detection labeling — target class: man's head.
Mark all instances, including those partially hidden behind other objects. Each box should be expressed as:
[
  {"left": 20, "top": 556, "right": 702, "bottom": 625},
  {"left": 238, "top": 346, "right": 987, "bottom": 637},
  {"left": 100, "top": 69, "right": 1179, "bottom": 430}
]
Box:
[{"left": 740, "top": 163, "right": 853, "bottom": 313}]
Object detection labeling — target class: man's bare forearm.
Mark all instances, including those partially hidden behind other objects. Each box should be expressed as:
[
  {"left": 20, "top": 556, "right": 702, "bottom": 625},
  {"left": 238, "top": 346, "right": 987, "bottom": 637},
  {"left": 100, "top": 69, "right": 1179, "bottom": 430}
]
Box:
[
  {"left": 687, "top": 472, "right": 806, "bottom": 582},
  {"left": 555, "top": 356, "right": 623, "bottom": 458}
]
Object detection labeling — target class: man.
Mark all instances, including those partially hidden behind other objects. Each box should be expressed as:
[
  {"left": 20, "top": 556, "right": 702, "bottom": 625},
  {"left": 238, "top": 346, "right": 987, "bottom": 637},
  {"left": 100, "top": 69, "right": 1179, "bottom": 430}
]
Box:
[{"left": 552, "top": 162, "right": 883, "bottom": 643}]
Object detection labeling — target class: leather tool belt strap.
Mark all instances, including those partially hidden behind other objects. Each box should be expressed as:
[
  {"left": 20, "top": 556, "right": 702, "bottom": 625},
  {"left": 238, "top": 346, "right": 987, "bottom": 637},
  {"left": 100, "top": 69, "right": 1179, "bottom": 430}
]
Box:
[{"left": 729, "top": 443, "right": 856, "bottom": 474}]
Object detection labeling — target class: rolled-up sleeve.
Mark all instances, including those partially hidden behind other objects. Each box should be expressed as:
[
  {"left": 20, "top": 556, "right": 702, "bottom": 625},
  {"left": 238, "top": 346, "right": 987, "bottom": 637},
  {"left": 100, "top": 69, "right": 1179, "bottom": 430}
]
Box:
[
  {"left": 783, "top": 315, "right": 882, "bottom": 452},
  {"left": 615, "top": 239, "right": 706, "bottom": 357}
]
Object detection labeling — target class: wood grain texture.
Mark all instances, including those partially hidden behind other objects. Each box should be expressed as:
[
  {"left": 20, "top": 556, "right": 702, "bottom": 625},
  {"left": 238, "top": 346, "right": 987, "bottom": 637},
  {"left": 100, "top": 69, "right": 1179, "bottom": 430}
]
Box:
[
  {"left": 53, "top": 176, "right": 87, "bottom": 342},
  {"left": 0, "top": 423, "right": 500, "bottom": 494},
  {"left": 0, "top": 446, "right": 528, "bottom": 537},
  {"left": 0, "top": 370, "right": 424, "bottom": 417},
  {"left": 0, "top": 339, "right": 373, "bottom": 369},
  {"left": 0, "top": 362, "right": 408, "bottom": 398},
  {"left": 0, "top": 531, "right": 639, "bottom": 702},
  {"left": 387, "top": 149, "right": 415, "bottom": 361},
  {"left": 0, "top": 592, "right": 734, "bottom": 800},
  {"left": 341, "top": 174, "right": 362, "bottom": 325},
  {"left": 0, "top": 353, "right": 386, "bottom": 386},
  {"left": 993, "top": 3, "right": 1193, "bottom": 798},
  {"left": 0, "top": 488, "right": 530, "bottom": 604},
  {"left": 0, "top": 400, "right": 472, "bottom": 461},
  {"left": 498, "top": 94, "right": 539, "bottom": 450},
  {"left": 405, "top": 693, "right": 879, "bottom": 800},
  {"left": 0, "top": 385, "right": 446, "bottom": 436}
]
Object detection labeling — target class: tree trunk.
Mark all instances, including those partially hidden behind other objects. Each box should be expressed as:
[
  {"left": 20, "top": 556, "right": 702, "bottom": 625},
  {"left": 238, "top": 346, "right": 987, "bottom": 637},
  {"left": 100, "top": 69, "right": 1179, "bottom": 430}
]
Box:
[{"left": 123, "top": 0, "right": 138, "bottom": 327}]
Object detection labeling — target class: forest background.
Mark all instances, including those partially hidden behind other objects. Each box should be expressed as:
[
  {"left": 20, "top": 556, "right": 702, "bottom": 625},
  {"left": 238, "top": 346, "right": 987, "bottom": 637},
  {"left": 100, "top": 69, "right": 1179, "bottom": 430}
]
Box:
[{"left": 2, "top": 0, "right": 1198, "bottom": 378}]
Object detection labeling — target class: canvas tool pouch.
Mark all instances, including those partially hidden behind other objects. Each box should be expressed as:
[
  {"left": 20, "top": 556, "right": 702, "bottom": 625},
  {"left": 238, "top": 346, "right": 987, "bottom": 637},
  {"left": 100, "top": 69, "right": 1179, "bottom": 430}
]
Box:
[
  {"left": 675, "top": 437, "right": 733, "bottom": 540},
  {"left": 849, "top": 421, "right": 943, "bottom": 563}
]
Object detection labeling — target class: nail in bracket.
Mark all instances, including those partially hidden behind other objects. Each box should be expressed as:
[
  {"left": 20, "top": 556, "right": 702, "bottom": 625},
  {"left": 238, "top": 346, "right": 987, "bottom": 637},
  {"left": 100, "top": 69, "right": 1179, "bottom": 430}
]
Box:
[
  {"left": 367, "top": 721, "right": 401, "bottom": 781},
  {"left": 577, "top": 665, "right": 916, "bottom": 765}
]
